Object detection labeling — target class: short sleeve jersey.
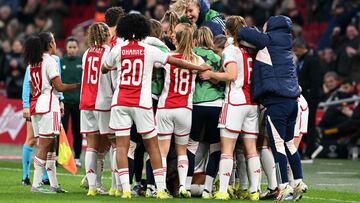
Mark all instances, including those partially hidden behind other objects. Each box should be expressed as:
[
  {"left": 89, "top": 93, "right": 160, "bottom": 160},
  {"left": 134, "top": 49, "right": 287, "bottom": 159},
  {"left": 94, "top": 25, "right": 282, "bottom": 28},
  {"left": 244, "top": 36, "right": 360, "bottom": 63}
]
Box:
[
  {"left": 104, "top": 40, "right": 169, "bottom": 109},
  {"left": 30, "top": 53, "right": 60, "bottom": 114},
  {"left": 157, "top": 54, "right": 204, "bottom": 109},
  {"left": 222, "top": 44, "right": 254, "bottom": 105},
  {"left": 80, "top": 45, "right": 113, "bottom": 111}
]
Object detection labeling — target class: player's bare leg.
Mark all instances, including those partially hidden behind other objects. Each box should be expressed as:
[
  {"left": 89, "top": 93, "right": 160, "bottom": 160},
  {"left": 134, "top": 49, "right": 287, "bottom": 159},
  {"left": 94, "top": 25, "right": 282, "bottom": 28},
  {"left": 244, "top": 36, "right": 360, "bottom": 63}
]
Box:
[
  {"left": 176, "top": 143, "right": 190, "bottom": 197},
  {"left": 116, "top": 135, "right": 131, "bottom": 198},
  {"left": 158, "top": 138, "right": 171, "bottom": 180},
  {"left": 22, "top": 121, "right": 36, "bottom": 185},
  {"left": 46, "top": 140, "right": 66, "bottom": 193},
  {"left": 243, "top": 136, "right": 261, "bottom": 200},
  {"left": 108, "top": 135, "right": 121, "bottom": 196},
  {"left": 216, "top": 130, "right": 237, "bottom": 200},
  {"left": 143, "top": 135, "right": 168, "bottom": 194},
  {"left": 31, "top": 136, "right": 55, "bottom": 193},
  {"left": 85, "top": 132, "right": 100, "bottom": 196},
  {"left": 95, "top": 135, "right": 110, "bottom": 194}
]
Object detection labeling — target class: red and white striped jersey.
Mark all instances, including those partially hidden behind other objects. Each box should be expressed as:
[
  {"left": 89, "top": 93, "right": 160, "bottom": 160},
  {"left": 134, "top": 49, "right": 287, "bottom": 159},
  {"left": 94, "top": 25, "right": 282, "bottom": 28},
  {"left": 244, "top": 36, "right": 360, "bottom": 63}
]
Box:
[
  {"left": 222, "top": 44, "right": 255, "bottom": 105},
  {"left": 30, "top": 53, "right": 60, "bottom": 114},
  {"left": 110, "top": 35, "right": 124, "bottom": 48},
  {"left": 105, "top": 40, "right": 169, "bottom": 109},
  {"left": 157, "top": 54, "right": 204, "bottom": 109},
  {"left": 80, "top": 45, "right": 113, "bottom": 111},
  {"left": 109, "top": 36, "right": 124, "bottom": 91}
]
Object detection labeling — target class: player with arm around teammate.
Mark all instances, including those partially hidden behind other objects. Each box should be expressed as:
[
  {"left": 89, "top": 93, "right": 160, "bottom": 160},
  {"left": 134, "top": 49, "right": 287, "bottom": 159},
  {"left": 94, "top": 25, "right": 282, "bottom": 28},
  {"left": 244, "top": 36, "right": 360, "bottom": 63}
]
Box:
[
  {"left": 101, "top": 13, "right": 210, "bottom": 199},
  {"left": 200, "top": 16, "right": 261, "bottom": 201}
]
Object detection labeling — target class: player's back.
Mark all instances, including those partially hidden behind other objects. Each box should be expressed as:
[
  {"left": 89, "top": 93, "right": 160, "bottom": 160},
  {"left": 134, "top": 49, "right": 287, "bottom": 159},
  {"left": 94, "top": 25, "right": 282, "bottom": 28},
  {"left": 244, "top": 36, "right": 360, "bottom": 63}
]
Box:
[
  {"left": 222, "top": 44, "right": 254, "bottom": 105},
  {"left": 30, "top": 53, "right": 60, "bottom": 114},
  {"left": 109, "top": 40, "right": 169, "bottom": 109},
  {"left": 158, "top": 53, "right": 200, "bottom": 109},
  {"left": 80, "top": 45, "right": 112, "bottom": 111}
]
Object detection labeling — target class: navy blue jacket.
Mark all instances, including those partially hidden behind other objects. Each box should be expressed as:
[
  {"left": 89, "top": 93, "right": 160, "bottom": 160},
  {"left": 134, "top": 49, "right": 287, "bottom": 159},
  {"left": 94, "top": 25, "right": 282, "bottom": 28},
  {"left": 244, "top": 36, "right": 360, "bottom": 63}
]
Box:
[
  {"left": 238, "top": 15, "right": 300, "bottom": 104},
  {"left": 197, "top": 0, "right": 225, "bottom": 36}
]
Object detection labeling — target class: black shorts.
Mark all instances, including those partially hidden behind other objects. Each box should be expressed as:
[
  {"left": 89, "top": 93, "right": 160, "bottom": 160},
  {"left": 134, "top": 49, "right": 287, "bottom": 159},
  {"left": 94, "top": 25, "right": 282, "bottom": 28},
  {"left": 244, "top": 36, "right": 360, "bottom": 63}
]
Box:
[{"left": 190, "top": 105, "right": 221, "bottom": 144}]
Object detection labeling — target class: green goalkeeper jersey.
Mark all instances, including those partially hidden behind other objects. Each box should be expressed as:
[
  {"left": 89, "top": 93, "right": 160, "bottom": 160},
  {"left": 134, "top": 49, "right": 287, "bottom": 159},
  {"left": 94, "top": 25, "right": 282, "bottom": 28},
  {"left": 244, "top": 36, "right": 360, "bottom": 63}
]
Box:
[
  {"left": 144, "top": 37, "right": 169, "bottom": 97},
  {"left": 193, "top": 47, "right": 224, "bottom": 104}
]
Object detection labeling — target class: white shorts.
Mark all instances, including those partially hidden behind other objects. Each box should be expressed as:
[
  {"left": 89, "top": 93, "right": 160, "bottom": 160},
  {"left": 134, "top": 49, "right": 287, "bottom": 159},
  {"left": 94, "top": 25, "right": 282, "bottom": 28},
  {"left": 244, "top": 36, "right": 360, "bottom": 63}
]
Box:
[
  {"left": 294, "top": 95, "right": 309, "bottom": 138},
  {"left": 80, "top": 110, "right": 114, "bottom": 135},
  {"left": 31, "top": 111, "right": 60, "bottom": 138},
  {"left": 156, "top": 108, "right": 191, "bottom": 145},
  {"left": 109, "top": 106, "right": 156, "bottom": 139},
  {"left": 218, "top": 104, "right": 259, "bottom": 139}
]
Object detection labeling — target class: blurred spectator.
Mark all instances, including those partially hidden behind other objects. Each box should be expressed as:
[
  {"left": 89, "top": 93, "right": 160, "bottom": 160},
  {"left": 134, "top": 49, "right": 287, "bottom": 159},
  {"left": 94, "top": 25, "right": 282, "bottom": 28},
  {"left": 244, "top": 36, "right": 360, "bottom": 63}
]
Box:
[
  {"left": 18, "top": 0, "right": 41, "bottom": 26},
  {"left": 319, "top": 48, "right": 336, "bottom": 73},
  {"left": 321, "top": 71, "right": 341, "bottom": 102},
  {"left": 71, "top": 26, "right": 87, "bottom": 54},
  {"left": 5, "top": 19, "right": 23, "bottom": 41},
  {"left": 276, "top": 0, "right": 303, "bottom": 26},
  {"left": 0, "top": 5, "right": 12, "bottom": 25},
  {"left": 308, "top": 0, "right": 332, "bottom": 22},
  {"left": 5, "top": 39, "right": 25, "bottom": 98},
  {"left": 252, "top": 0, "right": 277, "bottom": 27},
  {"left": 34, "top": 13, "right": 52, "bottom": 33},
  {"left": 332, "top": 24, "right": 360, "bottom": 81},
  {"left": 24, "top": 23, "right": 36, "bottom": 38},
  {"left": 43, "top": 0, "right": 68, "bottom": 39},
  {"left": 319, "top": 79, "right": 358, "bottom": 132},
  {"left": 152, "top": 3, "right": 167, "bottom": 21},
  {"left": 293, "top": 37, "right": 324, "bottom": 159}
]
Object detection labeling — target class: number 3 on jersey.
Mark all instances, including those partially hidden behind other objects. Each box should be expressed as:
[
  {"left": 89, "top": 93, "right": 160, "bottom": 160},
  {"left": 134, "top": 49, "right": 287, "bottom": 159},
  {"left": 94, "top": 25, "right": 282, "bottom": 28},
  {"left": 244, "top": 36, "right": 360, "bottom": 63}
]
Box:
[
  {"left": 121, "top": 59, "right": 143, "bottom": 86},
  {"left": 87, "top": 56, "right": 99, "bottom": 84},
  {"left": 173, "top": 68, "right": 190, "bottom": 95}
]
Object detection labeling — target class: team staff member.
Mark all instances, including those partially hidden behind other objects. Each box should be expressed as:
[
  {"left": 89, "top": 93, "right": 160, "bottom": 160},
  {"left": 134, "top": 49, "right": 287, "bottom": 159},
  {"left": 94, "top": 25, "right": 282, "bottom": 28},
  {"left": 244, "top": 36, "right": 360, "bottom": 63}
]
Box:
[
  {"left": 238, "top": 16, "right": 307, "bottom": 201},
  {"left": 61, "top": 36, "right": 83, "bottom": 167}
]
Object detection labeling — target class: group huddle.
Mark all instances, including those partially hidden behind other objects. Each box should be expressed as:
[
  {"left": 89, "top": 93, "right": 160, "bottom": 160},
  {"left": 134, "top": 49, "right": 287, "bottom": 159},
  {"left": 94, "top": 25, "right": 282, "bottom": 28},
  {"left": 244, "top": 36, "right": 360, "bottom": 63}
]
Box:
[{"left": 25, "top": 1, "right": 308, "bottom": 202}]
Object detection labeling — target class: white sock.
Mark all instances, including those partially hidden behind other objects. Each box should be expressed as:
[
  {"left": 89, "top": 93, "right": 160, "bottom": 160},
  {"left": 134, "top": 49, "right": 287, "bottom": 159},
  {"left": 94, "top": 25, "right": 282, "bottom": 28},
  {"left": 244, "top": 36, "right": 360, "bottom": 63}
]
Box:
[
  {"left": 219, "top": 154, "right": 233, "bottom": 193},
  {"left": 112, "top": 149, "right": 122, "bottom": 190},
  {"left": 110, "top": 148, "right": 117, "bottom": 189},
  {"left": 185, "top": 176, "right": 192, "bottom": 190},
  {"left": 46, "top": 152, "right": 59, "bottom": 188},
  {"left": 118, "top": 168, "right": 130, "bottom": 192},
  {"left": 162, "top": 157, "right": 167, "bottom": 179},
  {"left": 260, "top": 148, "right": 277, "bottom": 190},
  {"left": 85, "top": 148, "right": 97, "bottom": 190},
  {"left": 153, "top": 168, "right": 166, "bottom": 192},
  {"left": 247, "top": 156, "right": 261, "bottom": 193},
  {"left": 32, "top": 156, "right": 45, "bottom": 187},
  {"left": 177, "top": 155, "right": 189, "bottom": 187},
  {"left": 287, "top": 163, "right": 295, "bottom": 188},
  {"left": 294, "top": 178, "right": 302, "bottom": 186},
  {"left": 96, "top": 152, "right": 105, "bottom": 188},
  {"left": 204, "top": 175, "right": 214, "bottom": 193},
  {"left": 279, "top": 182, "right": 289, "bottom": 190},
  {"left": 236, "top": 150, "right": 248, "bottom": 190}
]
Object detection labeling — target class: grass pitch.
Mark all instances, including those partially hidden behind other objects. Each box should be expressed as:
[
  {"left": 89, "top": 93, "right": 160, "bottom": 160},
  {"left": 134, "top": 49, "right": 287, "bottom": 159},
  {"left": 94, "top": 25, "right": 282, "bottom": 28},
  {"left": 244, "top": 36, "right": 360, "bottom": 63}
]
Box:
[{"left": 0, "top": 144, "right": 359, "bottom": 203}]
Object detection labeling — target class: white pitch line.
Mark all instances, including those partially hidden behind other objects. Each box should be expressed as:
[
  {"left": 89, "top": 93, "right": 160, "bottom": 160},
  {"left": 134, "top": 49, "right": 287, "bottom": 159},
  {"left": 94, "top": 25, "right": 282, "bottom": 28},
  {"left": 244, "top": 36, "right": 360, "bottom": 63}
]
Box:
[
  {"left": 317, "top": 171, "right": 358, "bottom": 175},
  {"left": 316, "top": 183, "right": 354, "bottom": 186},
  {"left": 303, "top": 196, "right": 360, "bottom": 203},
  {"left": 321, "top": 162, "right": 344, "bottom": 166},
  {"left": 0, "top": 167, "right": 112, "bottom": 179}
]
